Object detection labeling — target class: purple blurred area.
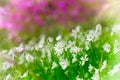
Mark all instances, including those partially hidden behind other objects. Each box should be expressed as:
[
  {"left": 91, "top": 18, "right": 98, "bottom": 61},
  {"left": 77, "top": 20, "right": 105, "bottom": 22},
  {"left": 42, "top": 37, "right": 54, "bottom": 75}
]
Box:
[{"left": 0, "top": 0, "right": 106, "bottom": 38}]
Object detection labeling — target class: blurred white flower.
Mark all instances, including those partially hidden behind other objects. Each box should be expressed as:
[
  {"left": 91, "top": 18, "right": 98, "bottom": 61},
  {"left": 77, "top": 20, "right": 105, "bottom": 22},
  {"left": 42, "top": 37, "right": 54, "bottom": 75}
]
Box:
[
  {"left": 92, "top": 69, "right": 100, "bottom": 80},
  {"left": 70, "top": 46, "right": 81, "bottom": 53},
  {"left": 51, "top": 62, "right": 57, "bottom": 69},
  {"left": 20, "top": 71, "right": 28, "bottom": 78},
  {"left": 59, "top": 58, "right": 69, "bottom": 70},
  {"left": 72, "top": 54, "right": 77, "bottom": 63},
  {"left": 111, "top": 24, "right": 120, "bottom": 36},
  {"left": 25, "top": 53, "right": 34, "bottom": 62},
  {"left": 108, "top": 64, "right": 120, "bottom": 76},
  {"left": 76, "top": 75, "right": 83, "bottom": 80},
  {"left": 54, "top": 41, "right": 65, "bottom": 55},
  {"left": 80, "top": 54, "right": 88, "bottom": 66},
  {"left": 113, "top": 40, "right": 119, "bottom": 54},
  {"left": 18, "top": 54, "right": 25, "bottom": 64},
  {"left": 56, "top": 35, "right": 62, "bottom": 41},
  {"left": 86, "top": 30, "right": 95, "bottom": 42},
  {"left": 103, "top": 43, "right": 111, "bottom": 53},
  {"left": 4, "top": 74, "right": 11, "bottom": 80},
  {"left": 71, "top": 25, "right": 81, "bottom": 38},
  {"left": 88, "top": 64, "right": 94, "bottom": 72},
  {"left": 100, "top": 60, "right": 107, "bottom": 71},
  {"left": 2, "top": 61, "right": 13, "bottom": 71},
  {"left": 47, "top": 37, "right": 53, "bottom": 43}
]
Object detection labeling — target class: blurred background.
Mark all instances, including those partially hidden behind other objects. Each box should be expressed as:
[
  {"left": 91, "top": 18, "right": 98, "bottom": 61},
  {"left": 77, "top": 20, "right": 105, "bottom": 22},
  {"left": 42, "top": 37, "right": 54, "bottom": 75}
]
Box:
[{"left": 0, "top": 0, "right": 120, "bottom": 49}]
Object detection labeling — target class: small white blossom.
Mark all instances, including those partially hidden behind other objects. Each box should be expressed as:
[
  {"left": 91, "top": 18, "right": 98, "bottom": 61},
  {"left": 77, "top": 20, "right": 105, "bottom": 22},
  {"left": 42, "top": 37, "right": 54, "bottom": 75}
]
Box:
[
  {"left": 103, "top": 43, "right": 111, "bottom": 53},
  {"left": 4, "top": 74, "right": 11, "bottom": 80},
  {"left": 86, "top": 30, "right": 95, "bottom": 42},
  {"left": 100, "top": 60, "right": 107, "bottom": 71},
  {"left": 92, "top": 69, "right": 100, "bottom": 80},
  {"left": 76, "top": 75, "right": 83, "bottom": 80},
  {"left": 20, "top": 71, "right": 28, "bottom": 78},
  {"left": 56, "top": 35, "right": 62, "bottom": 41},
  {"left": 47, "top": 37, "right": 53, "bottom": 43},
  {"left": 88, "top": 64, "right": 94, "bottom": 72},
  {"left": 25, "top": 53, "right": 34, "bottom": 62},
  {"left": 54, "top": 41, "right": 65, "bottom": 55},
  {"left": 71, "top": 25, "right": 81, "bottom": 38},
  {"left": 59, "top": 58, "right": 69, "bottom": 70},
  {"left": 66, "top": 41, "right": 76, "bottom": 48},
  {"left": 113, "top": 40, "right": 119, "bottom": 54},
  {"left": 80, "top": 54, "right": 88, "bottom": 66},
  {"left": 72, "top": 54, "right": 77, "bottom": 63},
  {"left": 18, "top": 54, "right": 25, "bottom": 64},
  {"left": 51, "top": 62, "right": 57, "bottom": 69},
  {"left": 108, "top": 64, "right": 120, "bottom": 76},
  {"left": 111, "top": 24, "right": 120, "bottom": 36},
  {"left": 70, "top": 46, "right": 81, "bottom": 53},
  {"left": 2, "top": 61, "right": 13, "bottom": 71}
]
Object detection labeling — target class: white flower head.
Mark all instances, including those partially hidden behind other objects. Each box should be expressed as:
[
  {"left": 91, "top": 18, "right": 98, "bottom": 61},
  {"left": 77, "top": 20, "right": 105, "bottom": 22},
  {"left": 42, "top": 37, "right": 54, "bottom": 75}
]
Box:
[
  {"left": 113, "top": 40, "right": 119, "bottom": 54},
  {"left": 18, "top": 54, "right": 25, "bottom": 64},
  {"left": 76, "top": 75, "right": 83, "bottom": 80},
  {"left": 86, "top": 30, "right": 95, "bottom": 42},
  {"left": 72, "top": 54, "right": 77, "bottom": 63},
  {"left": 66, "top": 41, "right": 76, "bottom": 49},
  {"left": 51, "top": 62, "right": 57, "bottom": 69},
  {"left": 54, "top": 41, "right": 65, "bottom": 55},
  {"left": 111, "top": 24, "right": 120, "bottom": 36},
  {"left": 56, "top": 35, "right": 62, "bottom": 41},
  {"left": 25, "top": 53, "right": 34, "bottom": 62},
  {"left": 20, "top": 71, "right": 28, "bottom": 78},
  {"left": 103, "top": 43, "right": 111, "bottom": 53},
  {"left": 88, "top": 64, "right": 94, "bottom": 72},
  {"left": 2, "top": 61, "right": 13, "bottom": 71},
  {"left": 70, "top": 46, "right": 81, "bottom": 53},
  {"left": 100, "top": 60, "right": 107, "bottom": 71},
  {"left": 59, "top": 58, "right": 69, "bottom": 70},
  {"left": 95, "top": 24, "right": 102, "bottom": 34},
  {"left": 92, "top": 69, "right": 100, "bottom": 80},
  {"left": 108, "top": 64, "right": 120, "bottom": 76},
  {"left": 47, "top": 37, "right": 53, "bottom": 43},
  {"left": 4, "top": 74, "right": 11, "bottom": 80},
  {"left": 80, "top": 54, "right": 88, "bottom": 66}
]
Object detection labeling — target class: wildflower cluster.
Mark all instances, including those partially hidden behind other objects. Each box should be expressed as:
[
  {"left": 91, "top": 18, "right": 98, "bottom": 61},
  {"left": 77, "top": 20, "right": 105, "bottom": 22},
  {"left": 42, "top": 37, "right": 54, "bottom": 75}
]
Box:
[{"left": 0, "top": 24, "right": 120, "bottom": 80}]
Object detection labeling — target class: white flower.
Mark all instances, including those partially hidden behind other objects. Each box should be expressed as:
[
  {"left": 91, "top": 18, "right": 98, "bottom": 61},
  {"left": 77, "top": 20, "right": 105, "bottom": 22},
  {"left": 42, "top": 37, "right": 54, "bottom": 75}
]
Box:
[
  {"left": 66, "top": 41, "right": 76, "bottom": 49},
  {"left": 20, "top": 71, "right": 28, "bottom": 78},
  {"left": 18, "top": 54, "right": 25, "bottom": 64},
  {"left": 71, "top": 25, "right": 81, "bottom": 38},
  {"left": 86, "top": 30, "right": 95, "bottom": 42},
  {"left": 76, "top": 75, "right": 83, "bottom": 80},
  {"left": 2, "top": 61, "right": 13, "bottom": 71},
  {"left": 103, "top": 43, "right": 111, "bottom": 53},
  {"left": 100, "top": 60, "right": 107, "bottom": 71},
  {"left": 25, "top": 53, "right": 34, "bottom": 62},
  {"left": 88, "top": 64, "right": 94, "bottom": 72},
  {"left": 59, "top": 58, "right": 69, "bottom": 70},
  {"left": 47, "top": 37, "right": 53, "bottom": 43},
  {"left": 80, "top": 54, "right": 88, "bottom": 66},
  {"left": 15, "top": 44, "right": 24, "bottom": 53},
  {"left": 72, "top": 54, "right": 77, "bottom": 63},
  {"left": 113, "top": 40, "right": 119, "bottom": 54},
  {"left": 56, "top": 35, "right": 62, "bottom": 41},
  {"left": 85, "top": 41, "right": 89, "bottom": 50},
  {"left": 111, "top": 24, "right": 120, "bottom": 36},
  {"left": 4, "top": 74, "right": 11, "bottom": 80},
  {"left": 70, "top": 46, "right": 81, "bottom": 53},
  {"left": 95, "top": 24, "right": 102, "bottom": 35},
  {"left": 92, "top": 69, "right": 100, "bottom": 80},
  {"left": 51, "top": 62, "right": 57, "bottom": 69},
  {"left": 54, "top": 41, "right": 65, "bottom": 55},
  {"left": 108, "top": 64, "right": 120, "bottom": 76}
]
